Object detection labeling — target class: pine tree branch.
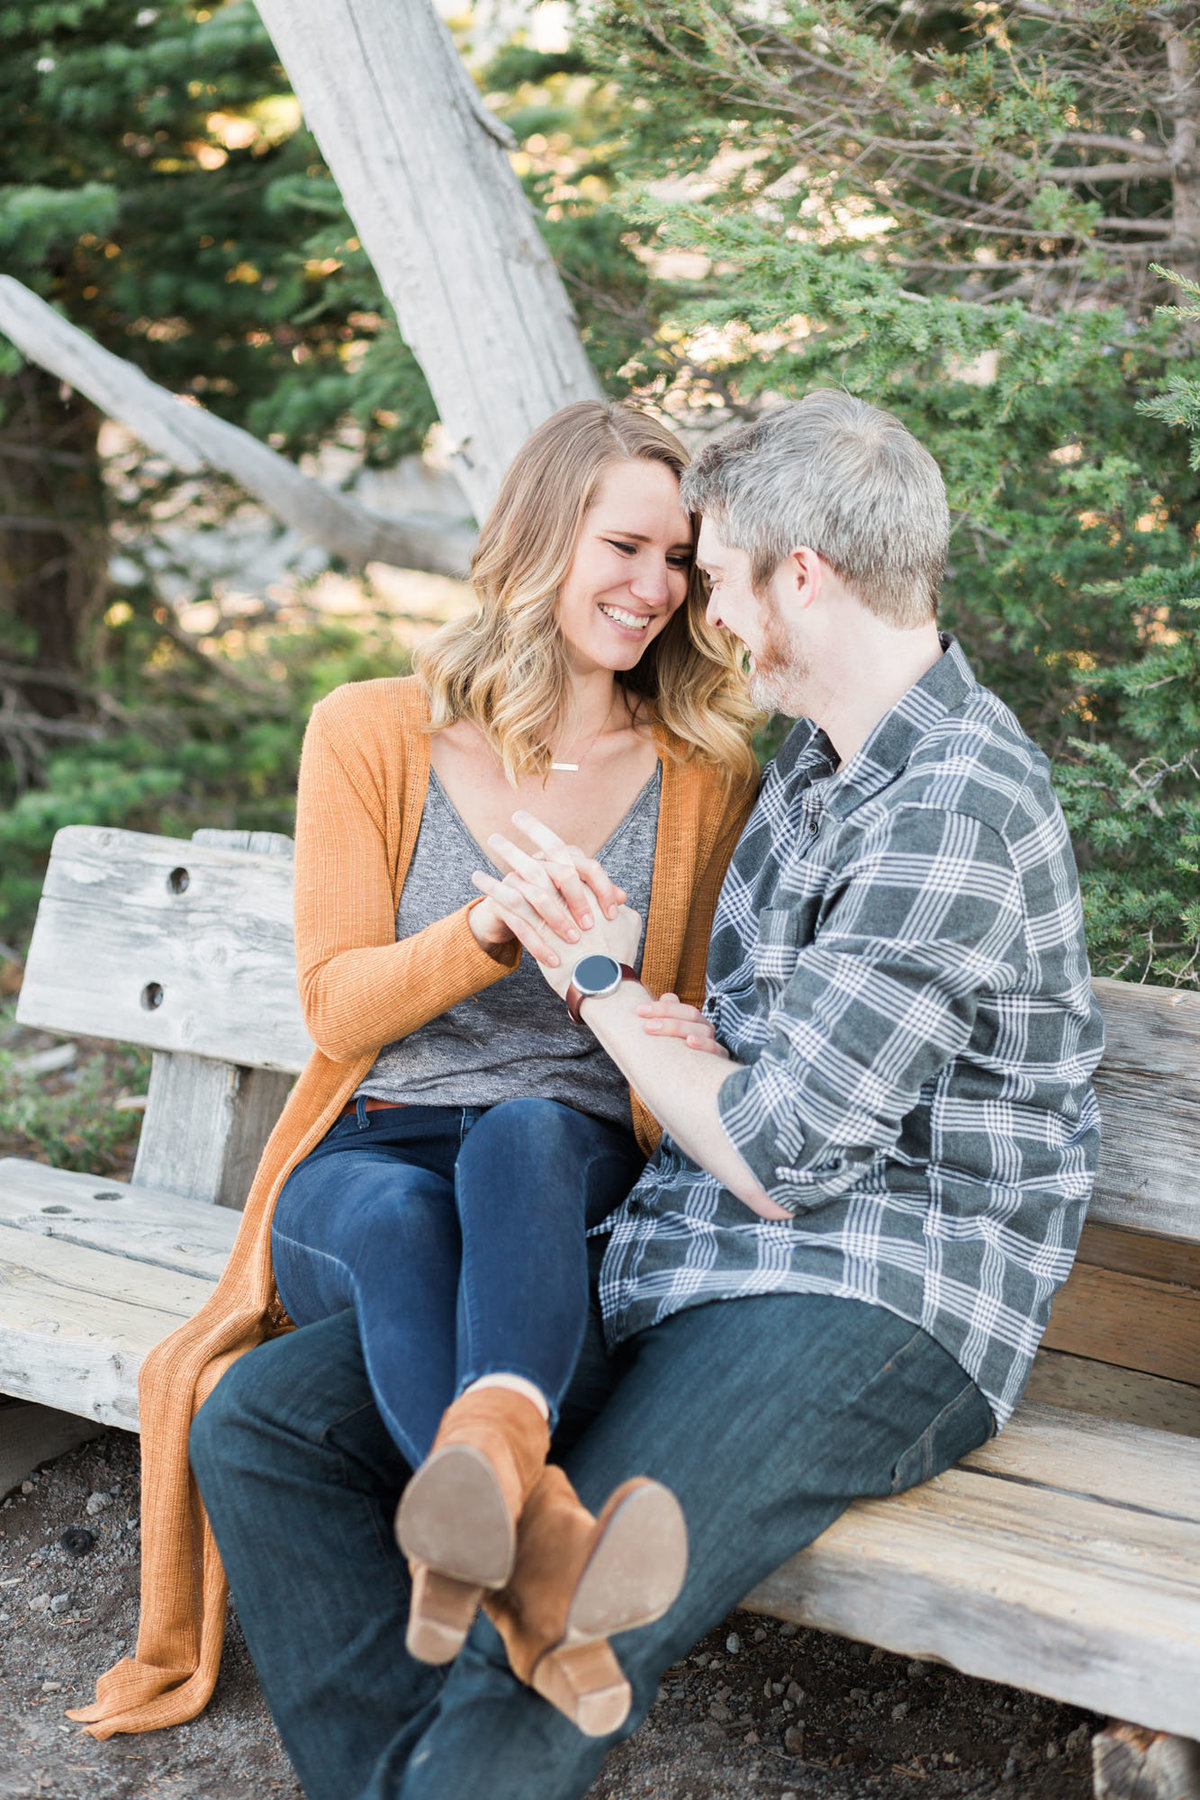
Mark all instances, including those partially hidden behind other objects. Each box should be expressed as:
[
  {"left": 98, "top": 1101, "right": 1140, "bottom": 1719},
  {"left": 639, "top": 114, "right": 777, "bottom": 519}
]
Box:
[{"left": 0, "top": 278, "right": 477, "bottom": 580}]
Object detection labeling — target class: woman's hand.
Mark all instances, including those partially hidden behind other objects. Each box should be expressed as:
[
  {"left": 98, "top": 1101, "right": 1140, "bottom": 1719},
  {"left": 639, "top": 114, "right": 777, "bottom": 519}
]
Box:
[
  {"left": 466, "top": 895, "right": 518, "bottom": 959},
  {"left": 482, "top": 811, "right": 626, "bottom": 946},
  {"left": 471, "top": 865, "right": 642, "bottom": 996},
  {"left": 636, "top": 993, "right": 729, "bottom": 1057}
]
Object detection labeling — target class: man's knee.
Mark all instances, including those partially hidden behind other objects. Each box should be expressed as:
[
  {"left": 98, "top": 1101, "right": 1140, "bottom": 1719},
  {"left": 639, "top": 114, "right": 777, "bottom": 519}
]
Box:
[
  {"left": 189, "top": 1349, "right": 262, "bottom": 1494},
  {"left": 190, "top": 1311, "right": 378, "bottom": 1493}
]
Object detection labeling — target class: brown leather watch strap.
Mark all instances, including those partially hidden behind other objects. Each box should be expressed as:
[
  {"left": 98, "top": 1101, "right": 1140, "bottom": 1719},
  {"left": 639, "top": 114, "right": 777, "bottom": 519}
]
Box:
[{"left": 565, "top": 961, "right": 638, "bottom": 1026}]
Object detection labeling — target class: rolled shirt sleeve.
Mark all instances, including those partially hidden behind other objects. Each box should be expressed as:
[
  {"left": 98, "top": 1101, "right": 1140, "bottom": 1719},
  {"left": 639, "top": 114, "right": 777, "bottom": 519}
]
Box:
[{"left": 717, "top": 805, "right": 1029, "bottom": 1214}]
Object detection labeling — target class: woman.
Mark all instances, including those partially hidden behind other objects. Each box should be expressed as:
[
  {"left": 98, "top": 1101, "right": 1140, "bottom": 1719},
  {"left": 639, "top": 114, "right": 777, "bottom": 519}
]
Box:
[{"left": 68, "top": 400, "right": 758, "bottom": 1745}]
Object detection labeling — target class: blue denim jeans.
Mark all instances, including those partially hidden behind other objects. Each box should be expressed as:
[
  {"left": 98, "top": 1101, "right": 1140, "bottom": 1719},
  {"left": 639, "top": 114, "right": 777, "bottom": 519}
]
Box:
[
  {"left": 270, "top": 1098, "right": 646, "bottom": 1466},
  {"left": 191, "top": 1261, "right": 993, "bottom": 1800}
]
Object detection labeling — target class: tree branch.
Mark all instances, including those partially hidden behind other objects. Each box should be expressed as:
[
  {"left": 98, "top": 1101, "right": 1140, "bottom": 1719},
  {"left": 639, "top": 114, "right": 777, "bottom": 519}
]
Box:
[
  {"left": 1043, "top": 161, "right": 1174, "bottom": 182},
  {"left": 1051, "top": 131, "right": 1171, "bottom": 160},
  {"left": 0, "top": 278, "right": 477, "bottom": 579}
]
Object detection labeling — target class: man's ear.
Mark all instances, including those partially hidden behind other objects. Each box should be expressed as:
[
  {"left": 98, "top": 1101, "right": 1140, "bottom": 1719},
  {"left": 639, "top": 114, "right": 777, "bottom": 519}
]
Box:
[{"left": 789, "top": 546, "right": 823, "bottom": 609}]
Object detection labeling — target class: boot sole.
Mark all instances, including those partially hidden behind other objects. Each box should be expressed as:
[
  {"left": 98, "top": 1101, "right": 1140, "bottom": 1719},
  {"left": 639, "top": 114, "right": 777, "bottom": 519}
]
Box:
[
  {"left": 565, "top": 1479, "right": 688, "bottom": 1640},
  {"left": 528, "top": 1482, "right": 688, "bottom": 1737},
  {"left": 395, "top": 1444, "right": 516, "bottom": 1588}
]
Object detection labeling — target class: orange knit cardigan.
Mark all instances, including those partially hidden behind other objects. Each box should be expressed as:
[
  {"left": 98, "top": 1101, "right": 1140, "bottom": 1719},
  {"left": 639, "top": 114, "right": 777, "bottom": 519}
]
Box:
[{"left": 68, "top": 675, "right": 757, "bottom": 1738}]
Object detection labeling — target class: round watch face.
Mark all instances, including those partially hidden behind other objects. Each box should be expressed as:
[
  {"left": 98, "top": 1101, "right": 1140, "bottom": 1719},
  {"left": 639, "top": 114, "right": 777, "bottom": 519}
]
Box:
[{"left": 572, "top": 953, "right": 622, "bottom": 996}]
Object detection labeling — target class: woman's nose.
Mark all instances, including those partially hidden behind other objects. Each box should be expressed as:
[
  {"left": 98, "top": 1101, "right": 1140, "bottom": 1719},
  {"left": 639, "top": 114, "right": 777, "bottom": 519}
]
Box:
[{"left": 629, "top": 559, "right": 671, "bottom": 605}]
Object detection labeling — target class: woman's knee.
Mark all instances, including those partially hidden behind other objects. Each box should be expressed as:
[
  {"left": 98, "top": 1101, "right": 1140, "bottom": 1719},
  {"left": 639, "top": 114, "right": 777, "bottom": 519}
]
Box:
[
  {"left": 464, "top": 1099, "right": 616, "bottom": 1182},
  {"left": 473, "top": 1097, "right": 573, "bottom": 1147}
]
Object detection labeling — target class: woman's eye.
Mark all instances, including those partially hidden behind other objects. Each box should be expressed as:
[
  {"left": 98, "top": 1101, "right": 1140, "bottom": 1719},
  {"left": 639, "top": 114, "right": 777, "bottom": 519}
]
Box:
[
  {"left": 606, "top": 540, "right": 637, "bottom": 555},
  {"left": 667, "top": 554, "right": 692, "bottom": 570}
]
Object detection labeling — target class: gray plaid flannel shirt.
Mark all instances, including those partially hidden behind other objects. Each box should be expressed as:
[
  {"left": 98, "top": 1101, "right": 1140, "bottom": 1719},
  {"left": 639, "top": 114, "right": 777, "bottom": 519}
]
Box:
[{"left": 598, "top": 637, "right": 1105, "bottom": 1427}]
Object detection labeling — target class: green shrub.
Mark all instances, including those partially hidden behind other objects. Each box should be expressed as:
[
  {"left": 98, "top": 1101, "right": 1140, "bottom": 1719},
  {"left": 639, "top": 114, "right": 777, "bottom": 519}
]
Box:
[{"left": 0, "top": 1015, "right": 151, "bottom": 1177}]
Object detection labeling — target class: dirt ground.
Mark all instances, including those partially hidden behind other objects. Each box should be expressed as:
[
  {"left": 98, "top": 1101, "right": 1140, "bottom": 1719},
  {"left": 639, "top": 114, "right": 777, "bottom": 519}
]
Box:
[{"left": 0, "top": 1428, "right": 1099, "bottom": 1800}]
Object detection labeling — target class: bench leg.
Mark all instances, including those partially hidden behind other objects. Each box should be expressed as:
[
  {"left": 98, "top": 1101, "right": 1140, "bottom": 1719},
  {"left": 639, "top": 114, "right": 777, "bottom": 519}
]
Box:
[
  {"left": 1093, "top": 1723, "right": 1200, "bottom": 1799},
  {"left": 0, "top": 1398, "right": 102, "bottom": 1498}
]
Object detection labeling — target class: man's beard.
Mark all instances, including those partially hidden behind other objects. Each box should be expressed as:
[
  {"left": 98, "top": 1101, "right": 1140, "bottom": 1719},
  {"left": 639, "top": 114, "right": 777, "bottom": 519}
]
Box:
[{"left": 747, "top": 600, "right": 808, "bottom": 716}]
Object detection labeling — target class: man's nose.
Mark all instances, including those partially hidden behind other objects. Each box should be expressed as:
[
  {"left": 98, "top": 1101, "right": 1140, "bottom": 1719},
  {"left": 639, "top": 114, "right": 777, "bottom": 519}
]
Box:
[{"left": 705, "top": 586, "right": 723, "bottom": 630}]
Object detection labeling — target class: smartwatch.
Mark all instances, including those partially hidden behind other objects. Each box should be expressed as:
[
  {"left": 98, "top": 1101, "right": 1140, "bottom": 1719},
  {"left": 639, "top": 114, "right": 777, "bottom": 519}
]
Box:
[{"left": 565, "top": 953, "right": 637, "bottom": 1025}]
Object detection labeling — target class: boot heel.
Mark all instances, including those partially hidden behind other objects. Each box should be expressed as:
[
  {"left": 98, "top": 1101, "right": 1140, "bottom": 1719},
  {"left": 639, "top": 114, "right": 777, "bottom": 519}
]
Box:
[
  {"left": 406, "top": 1563, "right": 485, "bottom": 1665},
  {"left": 532, "top": 1639, "right": 631, "bottom": 1737}
]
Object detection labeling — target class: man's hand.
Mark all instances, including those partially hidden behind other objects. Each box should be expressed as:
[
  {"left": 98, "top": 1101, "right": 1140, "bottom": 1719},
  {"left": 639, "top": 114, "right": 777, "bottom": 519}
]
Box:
[
  {"left": 637, "top": 993, "right": 729, "bottom": 1056},
  {"left": 471, "top": 813, "right": 633, "bottom": 986}
]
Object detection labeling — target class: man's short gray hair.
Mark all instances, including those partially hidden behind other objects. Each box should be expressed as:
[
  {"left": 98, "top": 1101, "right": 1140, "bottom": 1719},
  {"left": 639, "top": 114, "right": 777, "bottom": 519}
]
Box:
[{"left": 680, "top": 390, "right": 950, "bottom": 628}]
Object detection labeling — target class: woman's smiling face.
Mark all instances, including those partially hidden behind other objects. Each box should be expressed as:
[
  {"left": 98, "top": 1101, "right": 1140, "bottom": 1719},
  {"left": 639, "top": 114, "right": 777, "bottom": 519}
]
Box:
[{"left": 554, "top": 458, "right": 693, "bottom": 676}]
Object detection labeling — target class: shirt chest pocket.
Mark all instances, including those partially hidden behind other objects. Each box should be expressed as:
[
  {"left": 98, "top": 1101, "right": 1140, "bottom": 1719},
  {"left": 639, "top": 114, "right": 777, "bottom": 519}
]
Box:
[{"left": 751, "top": 907, "right": 808, "bottom": 991}]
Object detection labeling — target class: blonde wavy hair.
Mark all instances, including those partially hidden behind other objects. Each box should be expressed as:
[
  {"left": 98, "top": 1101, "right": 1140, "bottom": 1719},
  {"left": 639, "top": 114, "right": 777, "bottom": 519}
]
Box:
[{"left": 415, "top": 400, "right": 760, "bottom": 785}]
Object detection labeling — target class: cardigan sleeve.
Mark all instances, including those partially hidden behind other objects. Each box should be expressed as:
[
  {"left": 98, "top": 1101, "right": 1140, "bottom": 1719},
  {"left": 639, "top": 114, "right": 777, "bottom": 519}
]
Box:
[
  {"left": 293, "top": 698, "right": 520, "bottom": 1064},
  {"left": 672, "top": 768, "right": 759, "bottom": 1010}
]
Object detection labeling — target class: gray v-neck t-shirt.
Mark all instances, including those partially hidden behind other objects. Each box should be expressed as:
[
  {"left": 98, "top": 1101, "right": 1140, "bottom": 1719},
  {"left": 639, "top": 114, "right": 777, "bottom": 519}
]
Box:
[{"left": 355, "top": 764, "right": 661, "bottom": 1130}]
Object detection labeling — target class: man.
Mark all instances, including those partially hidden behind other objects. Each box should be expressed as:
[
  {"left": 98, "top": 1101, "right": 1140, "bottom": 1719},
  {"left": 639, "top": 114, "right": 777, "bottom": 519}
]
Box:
[{"left": 191, "top": 391, "right": 1104, "bottom": 1800}]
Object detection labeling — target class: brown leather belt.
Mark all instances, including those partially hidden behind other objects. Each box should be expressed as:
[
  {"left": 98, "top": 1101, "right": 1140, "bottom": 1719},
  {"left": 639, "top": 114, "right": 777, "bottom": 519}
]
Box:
[{"left": 340, "top": 1096, "right": 410, "bottom": 1117}]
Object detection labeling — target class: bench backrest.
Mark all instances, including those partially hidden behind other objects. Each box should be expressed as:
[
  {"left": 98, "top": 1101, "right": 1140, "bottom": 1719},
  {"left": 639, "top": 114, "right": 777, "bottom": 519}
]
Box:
[
  {"left": 17, "top": 826, "right": 300, "bottom": 1208},
  {"left": 15, "top": 825, "right": 1200, "bottom": 1428},
  {"left": 18, "top": 825, "right": 309, "bottom": 1073}
]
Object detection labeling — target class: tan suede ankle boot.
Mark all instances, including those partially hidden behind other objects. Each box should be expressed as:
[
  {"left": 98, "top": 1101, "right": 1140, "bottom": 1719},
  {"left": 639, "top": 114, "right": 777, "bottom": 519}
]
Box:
[
  {"left": 395, "top": 1387, "right": 550, "bottom": 1664},
  {"left": 485, "top": 1465, "right": 688, "bottom": 1737}
]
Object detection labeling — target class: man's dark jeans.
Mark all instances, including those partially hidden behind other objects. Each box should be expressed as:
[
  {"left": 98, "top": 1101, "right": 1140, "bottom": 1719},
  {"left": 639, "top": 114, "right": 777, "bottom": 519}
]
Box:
[{"left": 191, "top": 1253, "right": 992, "bottom": 1800}]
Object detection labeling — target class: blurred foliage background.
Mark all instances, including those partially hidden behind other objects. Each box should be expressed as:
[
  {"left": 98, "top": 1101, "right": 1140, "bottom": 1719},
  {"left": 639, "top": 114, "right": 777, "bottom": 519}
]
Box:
[{"left": 2, "top": 0, "right": 1200, "bottom": 984}]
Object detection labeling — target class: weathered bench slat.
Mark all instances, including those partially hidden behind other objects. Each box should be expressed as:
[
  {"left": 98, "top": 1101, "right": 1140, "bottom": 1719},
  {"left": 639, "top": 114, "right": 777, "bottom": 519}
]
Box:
[
  {"left": 962, "top": 1400, "right": 1200, "bottom": 1519},
  {"left": 1026, "top": 1347, "right": 1200, "bottom": 1437},
  {"left": 1092, "top": 976, "right": 1200, "bottom": 1078},
  {"left": 745, "top": 1457, "right": 1200, "bottom": 1738},
  {"left": 1042, "top": 1262, "right": 1200, "bottom": 1386},
  {"left": 130, "top": 1054, "right": 293, "bottom": 1209},
  {"left": 0, "top": 1159, "right": 240, "bottom": 1279},
  {"left": 1077, "top": 1221, "right": 1200, "bottom": 1290},
  {"left": 0, "top": 1232, "right": 215, "bottom": 1429},
  {"left": 1089, "top": 1069, "right": 1200, "bottom": 1241},
  {"left": 17, "top": 826, "right": 311, "bottom": 1072}
]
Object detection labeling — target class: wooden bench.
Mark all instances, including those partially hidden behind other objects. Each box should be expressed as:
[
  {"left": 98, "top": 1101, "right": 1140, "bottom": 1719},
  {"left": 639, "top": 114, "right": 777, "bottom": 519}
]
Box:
[{"left": 2, "top": 822, "right": 1198, "bottom": 1798}]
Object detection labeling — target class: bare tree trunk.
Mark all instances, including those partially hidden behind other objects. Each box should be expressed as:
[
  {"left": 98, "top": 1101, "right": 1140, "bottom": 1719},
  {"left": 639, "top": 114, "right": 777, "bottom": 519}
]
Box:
[
  {"left": 253, "top": 0, "right": 601, "bottom": 519},
  {"left": 1165, "top": 6, "right": 1200, "bottom": 286},
  {"left": 0, "top": 363, "right": 108, "bottom": 714}
]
